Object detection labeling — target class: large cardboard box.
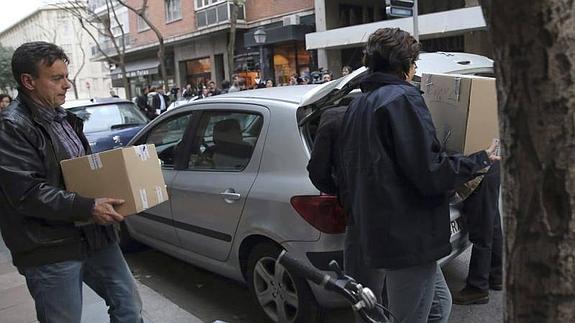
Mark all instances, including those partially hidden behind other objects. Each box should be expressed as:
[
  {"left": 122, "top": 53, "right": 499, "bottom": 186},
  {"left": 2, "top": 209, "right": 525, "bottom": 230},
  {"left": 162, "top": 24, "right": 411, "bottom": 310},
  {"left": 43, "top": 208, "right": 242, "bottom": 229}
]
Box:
[
  {"left": 61, "top": 144, "right": 168, "bottom": 216},
  {"left": 421, "top": 73, "right": 499, "bottom": 155}
]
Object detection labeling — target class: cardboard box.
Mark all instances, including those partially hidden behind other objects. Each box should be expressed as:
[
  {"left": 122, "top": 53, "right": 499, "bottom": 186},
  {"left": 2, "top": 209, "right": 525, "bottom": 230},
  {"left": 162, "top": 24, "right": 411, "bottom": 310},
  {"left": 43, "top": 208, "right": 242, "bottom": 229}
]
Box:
[
  {"left": 421, "top": 73, "right": 499, "bottom": 154},
  {"left": 61, "top": 144, "right": 168, "bottom": 216}
]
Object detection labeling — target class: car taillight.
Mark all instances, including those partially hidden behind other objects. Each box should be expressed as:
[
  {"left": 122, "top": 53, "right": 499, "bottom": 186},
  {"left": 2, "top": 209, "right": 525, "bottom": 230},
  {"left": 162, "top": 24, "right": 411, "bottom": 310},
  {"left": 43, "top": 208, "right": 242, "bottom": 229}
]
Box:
[{"left": 290, "top": 195, "right": 346, "bottom": 234}]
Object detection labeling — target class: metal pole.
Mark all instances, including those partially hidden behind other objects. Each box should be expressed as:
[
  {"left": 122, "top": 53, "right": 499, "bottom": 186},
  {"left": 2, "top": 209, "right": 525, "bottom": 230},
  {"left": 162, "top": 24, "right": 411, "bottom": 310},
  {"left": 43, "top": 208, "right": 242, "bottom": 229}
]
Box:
[
  {"left": 259, "top": 45, "right": 265, "bottom": 83},
  {"left": 413, "top": 0, "right": 419, "bottom": 41}
]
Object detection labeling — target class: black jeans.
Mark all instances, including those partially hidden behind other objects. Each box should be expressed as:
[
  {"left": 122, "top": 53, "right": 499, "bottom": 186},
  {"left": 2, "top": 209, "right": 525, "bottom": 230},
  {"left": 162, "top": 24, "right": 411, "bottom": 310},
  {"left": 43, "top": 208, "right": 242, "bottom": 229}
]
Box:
[{"left": 462, "top": 162, "right": 503, "bottom": 291}]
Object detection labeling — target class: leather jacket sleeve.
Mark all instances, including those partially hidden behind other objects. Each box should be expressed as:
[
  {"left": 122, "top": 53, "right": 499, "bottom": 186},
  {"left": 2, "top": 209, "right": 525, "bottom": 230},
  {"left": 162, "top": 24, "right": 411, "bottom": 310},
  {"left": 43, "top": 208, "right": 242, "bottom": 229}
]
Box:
[
  {"left": 378, "top": 93, "right": 491, "bottom": 196},
  {"left": 0, "top": 119, "right": 94, "bottom": 222}
]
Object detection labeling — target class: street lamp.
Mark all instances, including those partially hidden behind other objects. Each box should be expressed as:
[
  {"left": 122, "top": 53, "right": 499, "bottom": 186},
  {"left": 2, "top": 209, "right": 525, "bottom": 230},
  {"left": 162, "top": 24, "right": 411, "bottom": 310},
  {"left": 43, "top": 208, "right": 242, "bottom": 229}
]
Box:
[{"left": 254, "top": 27, "right": 267, "bottom": 84}]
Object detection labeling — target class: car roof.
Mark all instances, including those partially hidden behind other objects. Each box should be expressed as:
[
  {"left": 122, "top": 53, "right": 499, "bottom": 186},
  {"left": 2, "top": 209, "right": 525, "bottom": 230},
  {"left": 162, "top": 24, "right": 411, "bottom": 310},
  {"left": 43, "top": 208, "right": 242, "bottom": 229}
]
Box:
[
  {"left": 62, "top": 97, "right": 133, "bottom": 109},
  {"left": 416, "top": 52, "right": 493, "bottom": 76},
  {"left": 207, "top": 85, "right": 317, "bottom": 105}
]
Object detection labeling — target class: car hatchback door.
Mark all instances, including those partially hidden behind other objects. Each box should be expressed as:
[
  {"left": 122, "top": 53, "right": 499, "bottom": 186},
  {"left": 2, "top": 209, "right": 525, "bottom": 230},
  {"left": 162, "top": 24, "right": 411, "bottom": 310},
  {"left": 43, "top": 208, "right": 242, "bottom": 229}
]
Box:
[{"left": 170, "top": 104, "right": 269, "bottom": 261}]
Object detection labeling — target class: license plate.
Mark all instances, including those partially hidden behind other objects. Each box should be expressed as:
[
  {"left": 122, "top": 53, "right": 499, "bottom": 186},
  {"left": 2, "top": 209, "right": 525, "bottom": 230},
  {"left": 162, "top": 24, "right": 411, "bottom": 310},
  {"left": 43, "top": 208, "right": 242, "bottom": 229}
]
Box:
[{"left": 450, "top": 217, "right": 464, "bottom": 235}]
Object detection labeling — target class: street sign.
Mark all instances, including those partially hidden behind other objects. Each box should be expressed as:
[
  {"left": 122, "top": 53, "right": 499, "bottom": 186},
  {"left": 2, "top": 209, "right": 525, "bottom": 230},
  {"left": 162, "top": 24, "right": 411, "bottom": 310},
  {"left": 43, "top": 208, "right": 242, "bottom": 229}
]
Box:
[{"left": 386, "top": 0, "right": 414, "bottom": 18}]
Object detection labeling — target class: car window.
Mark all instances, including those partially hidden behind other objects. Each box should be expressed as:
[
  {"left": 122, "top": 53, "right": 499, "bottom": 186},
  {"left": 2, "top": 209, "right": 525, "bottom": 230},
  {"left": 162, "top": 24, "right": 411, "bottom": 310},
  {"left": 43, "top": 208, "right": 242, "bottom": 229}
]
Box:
[
  {"left": 69, "top": 103, "right": 148, "bottom": 133},
  {"left": 188, "top": 111, "right": 263, "bottom": 171},
  {"left": 146, "top": 113, "right": 193, "bottom": 167}
]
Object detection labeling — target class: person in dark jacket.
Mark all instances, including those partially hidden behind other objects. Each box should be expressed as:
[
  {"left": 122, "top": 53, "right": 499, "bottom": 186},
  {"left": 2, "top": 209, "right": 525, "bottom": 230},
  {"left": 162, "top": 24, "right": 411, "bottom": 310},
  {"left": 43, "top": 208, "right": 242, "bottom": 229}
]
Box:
[
  {"left": 308, "top": 106, "right": 387, "bottom": 323},
  {"left": 336, "top": 28, "right": 500, "bottom": 323},
  {"left": 453, "top": 162, "right": 503, "bottom": 304},
  {"left": 0, "top": 42, "right": 143, "bottom": 323}
]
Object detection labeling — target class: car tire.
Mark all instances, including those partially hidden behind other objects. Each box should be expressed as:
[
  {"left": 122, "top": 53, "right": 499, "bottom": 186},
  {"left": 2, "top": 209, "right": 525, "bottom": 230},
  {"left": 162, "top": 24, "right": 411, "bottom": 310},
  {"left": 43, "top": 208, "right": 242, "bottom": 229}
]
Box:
[
  {"left": 118, "top": 222, "right": 146, "bottom": 253},
  {"left": 247, "top": 243, "right": 322, "bottom": 323}
]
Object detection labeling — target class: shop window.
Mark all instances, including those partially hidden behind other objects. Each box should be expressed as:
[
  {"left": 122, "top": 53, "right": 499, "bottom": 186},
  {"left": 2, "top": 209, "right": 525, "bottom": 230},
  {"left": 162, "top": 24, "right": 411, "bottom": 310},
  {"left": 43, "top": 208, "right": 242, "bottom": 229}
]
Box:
[
  {"left": 273, "top": 42, "right": 311, "bottom": 86},
  {"left": 185, "top": 57, "right": 212, "bottom": 89}
]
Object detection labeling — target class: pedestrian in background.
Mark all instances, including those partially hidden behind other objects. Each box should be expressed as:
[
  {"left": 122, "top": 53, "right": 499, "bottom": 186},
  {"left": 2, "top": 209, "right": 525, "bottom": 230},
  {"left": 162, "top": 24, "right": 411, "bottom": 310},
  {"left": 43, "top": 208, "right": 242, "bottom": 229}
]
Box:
[
  {"left": 220, "top": 80, "right": 231, "bottom": 94},
  {"left": 208, "top": 80, "right": 221, "bottom": 96},
  {"left": 182, "top": 84, "right": 195, "bottom": 99},
  {"left": 265, "top": 79, "right": 274, "bottom": 88},
  {"left": 136, "top": 85, "right": 155, "bottom": 119},
  {"left": 342, "top": 65, "right": 353, "bottom": 76},
  {"left": 109, "top": 89, "right": 119, "bottom": 98},
  {"left": 337, "top": 28, "right": 500, "bottom": 323},
  {"left": 0, "top": 41, "right": 143, "bottom": 323},
  {"left": 453, "top": 163, "right": 503, "bottom": 304},
  {"left": 0, "top": 94, "right": 12, "bottom": 110}
]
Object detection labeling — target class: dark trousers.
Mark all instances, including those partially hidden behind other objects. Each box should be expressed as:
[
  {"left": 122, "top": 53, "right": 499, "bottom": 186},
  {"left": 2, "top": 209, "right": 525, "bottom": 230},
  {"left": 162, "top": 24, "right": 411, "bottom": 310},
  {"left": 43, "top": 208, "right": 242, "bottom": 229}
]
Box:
[
  {"left": 462, "top": 162, "right": 503, "bottom": 291},
  {"left": 344, "top": 224, "right": 386, "bottom": 323}
]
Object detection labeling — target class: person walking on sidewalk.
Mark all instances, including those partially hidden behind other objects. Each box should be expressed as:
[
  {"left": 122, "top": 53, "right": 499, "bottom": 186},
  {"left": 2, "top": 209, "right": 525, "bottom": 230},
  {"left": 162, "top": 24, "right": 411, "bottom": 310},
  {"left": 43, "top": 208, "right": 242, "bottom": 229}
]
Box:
[
  {"left": 0, "top": 42, "right": 143, "bottom": 323},
  {"left": 337, "top": 28, "right": 501, "bottom": 323},
  {"left": 452, "top": 162, "right": 503, "bottom": 304}
]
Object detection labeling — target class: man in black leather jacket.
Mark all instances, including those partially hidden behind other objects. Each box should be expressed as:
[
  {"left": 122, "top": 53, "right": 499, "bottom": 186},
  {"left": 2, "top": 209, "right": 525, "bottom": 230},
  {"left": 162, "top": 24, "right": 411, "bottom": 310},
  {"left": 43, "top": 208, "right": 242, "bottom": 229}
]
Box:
[{"left": 0, "top": 42, "right": 143, "bottom": 323}]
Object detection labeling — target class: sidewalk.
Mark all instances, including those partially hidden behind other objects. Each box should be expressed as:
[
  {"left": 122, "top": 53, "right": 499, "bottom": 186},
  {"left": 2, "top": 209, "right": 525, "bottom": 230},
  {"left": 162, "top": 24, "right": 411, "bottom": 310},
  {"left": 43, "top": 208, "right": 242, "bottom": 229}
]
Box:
[{"left": 0, "top": 236, "right": 203, "bottom": 323}]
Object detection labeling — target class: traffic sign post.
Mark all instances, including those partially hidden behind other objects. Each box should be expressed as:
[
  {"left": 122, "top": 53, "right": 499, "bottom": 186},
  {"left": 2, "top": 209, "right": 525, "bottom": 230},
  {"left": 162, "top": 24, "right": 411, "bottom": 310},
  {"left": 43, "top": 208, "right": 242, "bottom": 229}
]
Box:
[
  {"left": 385, "top": 0, "right": 414, "bottom": 17},
  {"left": 385, "top": 0, "right": 419, "bottom": 41}
]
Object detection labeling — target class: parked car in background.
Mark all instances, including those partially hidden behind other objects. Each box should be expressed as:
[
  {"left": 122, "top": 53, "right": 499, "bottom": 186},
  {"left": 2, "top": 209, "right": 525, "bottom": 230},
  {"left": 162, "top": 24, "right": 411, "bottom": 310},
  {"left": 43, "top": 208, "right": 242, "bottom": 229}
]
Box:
[
  {"left": 121, "top": 52, "right": 494, "bottom": 323},
  {"left": 166, "top": 96, "right": 198, "bottom": 112},
  {"left": 63, "top": 98, "right": 149, "bottom": 152}
]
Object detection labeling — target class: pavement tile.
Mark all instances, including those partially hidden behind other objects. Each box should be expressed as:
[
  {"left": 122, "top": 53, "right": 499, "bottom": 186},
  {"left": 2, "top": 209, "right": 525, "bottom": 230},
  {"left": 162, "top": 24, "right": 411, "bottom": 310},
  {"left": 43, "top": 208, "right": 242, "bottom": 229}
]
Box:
[
  {"left": 0, "top": 233, "right": 202, "bottom": 323},
  {"left": 0, "top": 270, "right": 27, "bottom": 292},
  {"left": 0, "top": 302, "right": 38, "bottom": 323},
  {"left": 0, "top": 284, "right": 34, "bottom": 311}
]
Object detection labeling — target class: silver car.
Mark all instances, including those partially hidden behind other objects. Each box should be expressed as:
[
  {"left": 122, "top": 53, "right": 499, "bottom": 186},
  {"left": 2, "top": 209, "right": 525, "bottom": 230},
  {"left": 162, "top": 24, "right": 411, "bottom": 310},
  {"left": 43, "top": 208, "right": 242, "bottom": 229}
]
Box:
[{"left": 124, "top": 53, "right": 493, "bottom": 323}]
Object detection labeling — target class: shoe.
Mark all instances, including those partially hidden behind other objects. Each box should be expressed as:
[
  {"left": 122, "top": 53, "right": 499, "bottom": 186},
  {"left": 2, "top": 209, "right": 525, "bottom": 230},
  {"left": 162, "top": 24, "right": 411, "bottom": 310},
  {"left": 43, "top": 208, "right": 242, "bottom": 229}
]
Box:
[
  {"left": 452, "top": 286, "right": 489, "bottom": 305},
  {"left": 489, "top": 279, "right": 503, "bottom": 291}
]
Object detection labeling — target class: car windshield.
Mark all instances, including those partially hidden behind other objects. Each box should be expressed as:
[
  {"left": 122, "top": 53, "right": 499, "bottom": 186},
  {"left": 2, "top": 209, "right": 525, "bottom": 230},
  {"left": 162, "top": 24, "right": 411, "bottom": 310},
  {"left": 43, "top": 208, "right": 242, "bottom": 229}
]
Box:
[{"left": 69, "top": 103, "right": 148, "bottom": 133}]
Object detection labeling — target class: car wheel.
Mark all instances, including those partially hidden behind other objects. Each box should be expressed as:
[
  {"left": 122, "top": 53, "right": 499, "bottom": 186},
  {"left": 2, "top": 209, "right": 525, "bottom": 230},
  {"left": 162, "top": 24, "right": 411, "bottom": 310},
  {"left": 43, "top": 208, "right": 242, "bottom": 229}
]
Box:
[
  {"left": 118, "top": 222, "right": 146, "bottom": 253},
  {"left": 247, "top": 243, "right": 321, "bottom": 323}
]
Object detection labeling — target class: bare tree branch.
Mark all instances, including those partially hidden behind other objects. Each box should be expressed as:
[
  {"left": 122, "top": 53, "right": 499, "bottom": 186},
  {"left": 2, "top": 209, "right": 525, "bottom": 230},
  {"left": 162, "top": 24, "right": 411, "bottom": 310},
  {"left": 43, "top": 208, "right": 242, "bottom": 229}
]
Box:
[{"left": 117, "top": 0, "right": 168, "bottom": 90}]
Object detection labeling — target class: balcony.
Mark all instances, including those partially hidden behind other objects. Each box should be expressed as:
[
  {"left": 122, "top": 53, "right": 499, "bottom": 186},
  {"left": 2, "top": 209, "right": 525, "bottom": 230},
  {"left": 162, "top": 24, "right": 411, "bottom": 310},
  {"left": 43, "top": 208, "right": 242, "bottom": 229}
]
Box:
[
  {"left": 88, "top": 0, "right": 120, "bottom": 17},
  {"left": 90, "top": 35, "right": 132, "bottom": 58},
  {"left": 196, "top": 1, "right": 246, "bottom": 29}
]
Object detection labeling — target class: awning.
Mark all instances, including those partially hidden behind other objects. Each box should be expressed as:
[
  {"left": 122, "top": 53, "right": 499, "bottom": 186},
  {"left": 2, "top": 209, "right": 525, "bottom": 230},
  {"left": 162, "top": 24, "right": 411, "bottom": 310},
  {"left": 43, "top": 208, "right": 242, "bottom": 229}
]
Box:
[
  {"left": 110, "top": 58, "right": 159, "bottom": 79},
  {"left": 244, "top": 24, "right": 314, "bottom": 48},
  {"left": 305, "top": 6, "right": 487, "bottom": 50}
]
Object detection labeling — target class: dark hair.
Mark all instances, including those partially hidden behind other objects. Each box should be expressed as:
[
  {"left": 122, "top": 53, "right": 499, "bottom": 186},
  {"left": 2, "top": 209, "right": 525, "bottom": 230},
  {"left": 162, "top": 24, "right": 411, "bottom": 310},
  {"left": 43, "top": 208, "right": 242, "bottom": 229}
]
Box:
[
  {"left": 221, "top": 80, "right": 230, "bottom": 89},
  {"left": 0, "top": 94, "right": 12, "bottom": 103},
  {"left": 12, "top": 41, "right": 69, "bottom": 88},
  {"left": 362, "top": 28, "right": 420, "bottom": 78}
]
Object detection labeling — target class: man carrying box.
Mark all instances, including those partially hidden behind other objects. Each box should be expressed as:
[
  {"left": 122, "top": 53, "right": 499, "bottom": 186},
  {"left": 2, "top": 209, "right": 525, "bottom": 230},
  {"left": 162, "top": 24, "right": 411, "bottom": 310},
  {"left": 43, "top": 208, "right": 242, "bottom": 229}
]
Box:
[{"left": 0, "top": 42, "right": 143, "bottom": 323}]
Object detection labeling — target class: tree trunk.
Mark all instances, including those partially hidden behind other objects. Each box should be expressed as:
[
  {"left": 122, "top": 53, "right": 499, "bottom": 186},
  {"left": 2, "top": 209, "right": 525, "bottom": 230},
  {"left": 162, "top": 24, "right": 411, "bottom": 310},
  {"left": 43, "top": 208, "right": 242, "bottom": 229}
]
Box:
[
  {"left": 227, "top": 1, "right": 239, "bottom": 80},
  {"left": 480, "top": 1, "right": 575, "bottom": 322},
  {"left": 71, "top": 79, "right": 79, "bottom": 99},
  {"left": 120, "top": 55, "right": 131, "bottom": 99}
]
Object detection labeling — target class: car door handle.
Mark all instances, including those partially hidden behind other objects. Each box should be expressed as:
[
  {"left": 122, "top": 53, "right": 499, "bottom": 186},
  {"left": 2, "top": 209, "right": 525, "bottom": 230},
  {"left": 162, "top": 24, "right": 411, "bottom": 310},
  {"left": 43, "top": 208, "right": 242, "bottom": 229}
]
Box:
[{"left": 220, "top": 189, "right": 241, "bottom": 202}]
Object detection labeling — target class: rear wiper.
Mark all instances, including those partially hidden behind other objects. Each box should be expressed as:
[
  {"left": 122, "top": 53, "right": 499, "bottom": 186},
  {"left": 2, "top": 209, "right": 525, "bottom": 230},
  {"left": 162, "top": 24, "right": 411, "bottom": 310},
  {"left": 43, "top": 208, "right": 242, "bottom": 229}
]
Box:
[{"left": 110, "top": 123, "right": 142, "bottom": 130}]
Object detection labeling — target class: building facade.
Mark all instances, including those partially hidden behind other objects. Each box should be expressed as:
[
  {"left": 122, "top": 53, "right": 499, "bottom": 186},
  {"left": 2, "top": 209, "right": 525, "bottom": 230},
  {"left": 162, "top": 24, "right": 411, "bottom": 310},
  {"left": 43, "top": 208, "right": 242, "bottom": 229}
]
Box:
[
  {"left": 0, "top": 5, "right": 115, "bottom": 99},
  {"left": 309, "top": 0, "right": 491, "bottom": 77},
  {"left": 89, "top": 0, "right": 316, "bottom": 95}
]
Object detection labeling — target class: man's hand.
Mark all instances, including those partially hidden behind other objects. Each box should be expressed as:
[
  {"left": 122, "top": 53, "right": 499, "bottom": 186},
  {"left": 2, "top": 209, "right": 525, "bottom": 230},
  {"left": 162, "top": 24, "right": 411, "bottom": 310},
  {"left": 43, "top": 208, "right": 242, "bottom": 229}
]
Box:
[
  {"left": 485, "top": 138, "right": 502, "bottom": 162},
  {"left": 91, "top": 198, "right": 125, "bottom": 225}
]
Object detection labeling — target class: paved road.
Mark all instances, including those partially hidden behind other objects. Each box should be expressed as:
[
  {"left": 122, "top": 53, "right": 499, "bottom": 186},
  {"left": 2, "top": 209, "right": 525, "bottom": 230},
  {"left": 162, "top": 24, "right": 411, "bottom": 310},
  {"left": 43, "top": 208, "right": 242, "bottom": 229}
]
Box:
[{"left": 125, "top": 246, "right": 504, "bottom": 323}]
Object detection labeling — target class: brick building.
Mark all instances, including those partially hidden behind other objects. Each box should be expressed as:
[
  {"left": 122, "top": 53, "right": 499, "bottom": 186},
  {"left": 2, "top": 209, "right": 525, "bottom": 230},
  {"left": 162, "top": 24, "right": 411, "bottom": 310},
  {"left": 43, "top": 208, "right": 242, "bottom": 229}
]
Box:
[{"left": 90, "top": 0, "right": 316, "bottom": 96}]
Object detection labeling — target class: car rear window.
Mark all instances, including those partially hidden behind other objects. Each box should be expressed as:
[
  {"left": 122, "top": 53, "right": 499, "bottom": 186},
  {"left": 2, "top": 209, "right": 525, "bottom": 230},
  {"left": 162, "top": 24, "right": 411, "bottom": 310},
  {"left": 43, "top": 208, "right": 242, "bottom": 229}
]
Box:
[{"left": 69, "top": 103, "right": 148, "bottom": 133}]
